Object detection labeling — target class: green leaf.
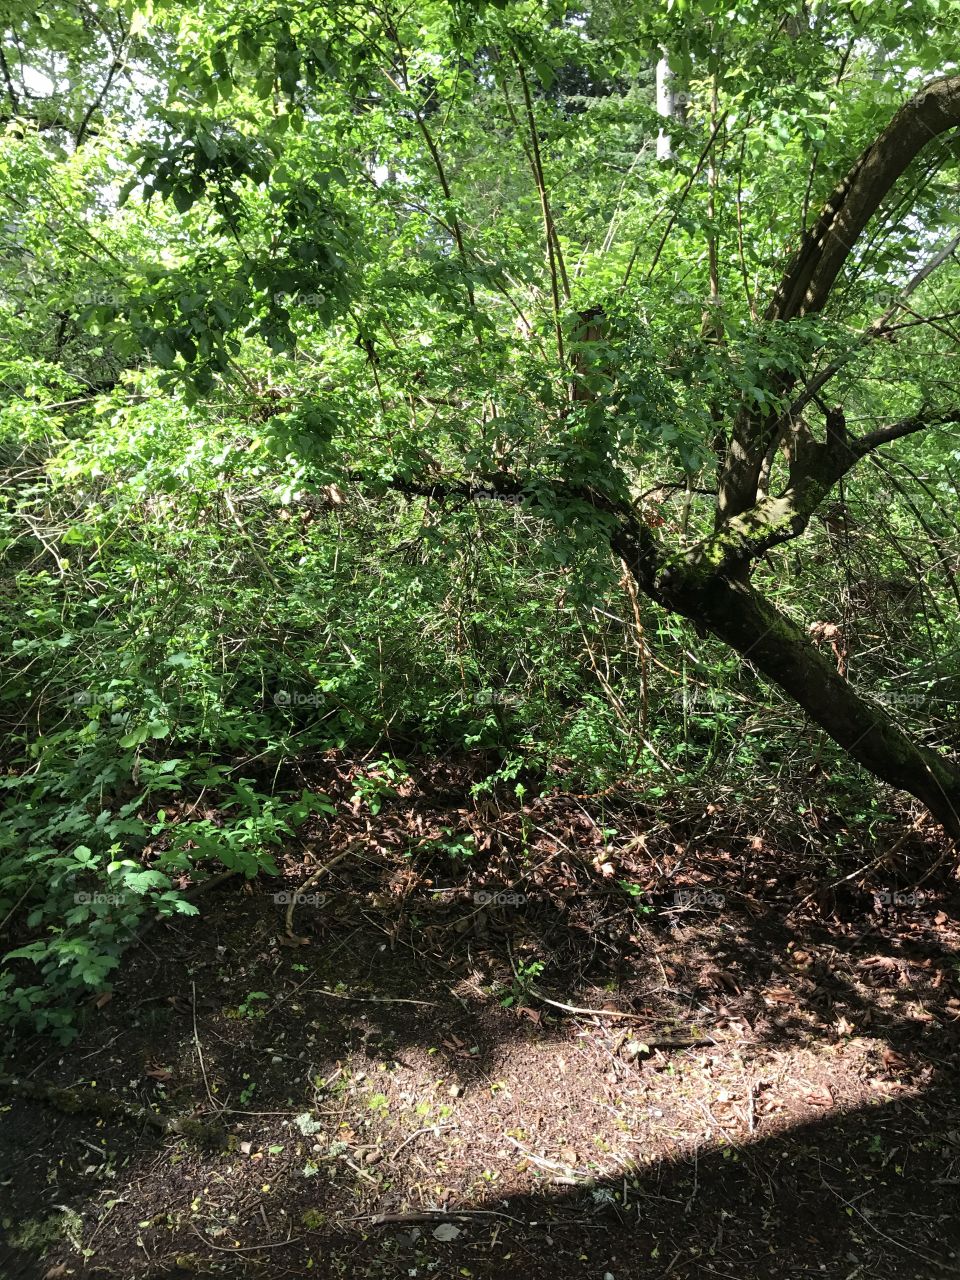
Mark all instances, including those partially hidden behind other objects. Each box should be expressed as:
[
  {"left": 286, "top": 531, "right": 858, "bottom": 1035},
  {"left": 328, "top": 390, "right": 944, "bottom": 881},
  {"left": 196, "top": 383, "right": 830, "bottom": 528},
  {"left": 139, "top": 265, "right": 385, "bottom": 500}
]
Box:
[
  {"left": 119, "top": 725, "right": 151, "bottom": 748},
  {"left": 171, "top": 185, "right": 196, "bottom": 214},
  {"left": 151, "top": 339, "right": 176, "bottom": 368}
]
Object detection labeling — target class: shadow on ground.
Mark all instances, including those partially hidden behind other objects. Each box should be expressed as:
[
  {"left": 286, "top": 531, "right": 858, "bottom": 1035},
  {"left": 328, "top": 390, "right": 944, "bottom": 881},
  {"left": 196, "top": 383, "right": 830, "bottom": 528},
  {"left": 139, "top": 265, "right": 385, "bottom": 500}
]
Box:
[{"left": 2, "top": 785, "right": 960, "bottom": 1279}]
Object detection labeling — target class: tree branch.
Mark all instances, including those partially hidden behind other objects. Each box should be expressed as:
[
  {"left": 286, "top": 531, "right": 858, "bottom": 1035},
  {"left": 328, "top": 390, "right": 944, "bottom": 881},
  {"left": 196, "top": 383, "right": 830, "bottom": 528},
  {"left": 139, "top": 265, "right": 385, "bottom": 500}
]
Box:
[
  {"left": 0, "top": 47, "right": 19, "bottom": 111},
  {"left": 75, "top": 30, "right": 126, "bottom": 148},
  {"left": 769, "top": 74, "right": 960, "bottom": 321},
  {"left": 345, "top": 468, "right": 635, "bottom": 520},
  {"left": 674, "top": 409, "right": 960, "bottom": 582},
  {"left": 718, "top": 211, "right": 960, "bottom": 526},
  {"left": 853, "top": 410, "right": 960, "bottom": 455}
]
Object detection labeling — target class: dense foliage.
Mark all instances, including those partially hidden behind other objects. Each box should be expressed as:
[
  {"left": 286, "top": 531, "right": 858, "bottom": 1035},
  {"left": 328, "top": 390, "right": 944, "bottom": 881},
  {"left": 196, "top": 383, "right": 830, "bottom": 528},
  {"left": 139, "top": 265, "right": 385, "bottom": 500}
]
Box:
[{"left": 2, "top": 0, "right": 960, "bottom": 1038}]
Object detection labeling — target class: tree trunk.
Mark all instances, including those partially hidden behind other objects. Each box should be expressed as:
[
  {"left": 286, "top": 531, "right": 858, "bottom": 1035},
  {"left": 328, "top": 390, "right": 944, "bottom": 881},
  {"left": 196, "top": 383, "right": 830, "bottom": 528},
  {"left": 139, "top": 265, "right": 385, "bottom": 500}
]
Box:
[
  {"left": 655, "top": 53, "right": 676, "bottom": 161},
  {"left": 651, "top": 568, "right": 960, "bottom": 840}
]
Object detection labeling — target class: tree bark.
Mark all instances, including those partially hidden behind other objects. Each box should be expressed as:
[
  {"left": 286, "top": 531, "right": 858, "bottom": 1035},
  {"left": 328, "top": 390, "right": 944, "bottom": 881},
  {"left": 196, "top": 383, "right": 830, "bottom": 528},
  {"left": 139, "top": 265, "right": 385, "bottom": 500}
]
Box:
[
  {"left": 637, "top": 73, "right": 960, "bottom": 841},
  {"left": 716, "top": 74, "right": 960, "bottom": 524},
  {"left": 613, "top": 522, "right": 960, "bottom": 840},
  {"left": 769, "top": 75, "right": 960, "bottom": 324},
  {"left": 655, "top": 53, "right": 676, "bottom": 161}
]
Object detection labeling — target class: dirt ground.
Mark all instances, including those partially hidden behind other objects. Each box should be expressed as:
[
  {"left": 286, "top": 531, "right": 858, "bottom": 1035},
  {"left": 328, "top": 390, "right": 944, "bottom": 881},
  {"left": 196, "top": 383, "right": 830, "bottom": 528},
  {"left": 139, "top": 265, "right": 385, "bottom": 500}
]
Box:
[{"left": 3, "top": 758, "right": 960, "bottom": 1279}]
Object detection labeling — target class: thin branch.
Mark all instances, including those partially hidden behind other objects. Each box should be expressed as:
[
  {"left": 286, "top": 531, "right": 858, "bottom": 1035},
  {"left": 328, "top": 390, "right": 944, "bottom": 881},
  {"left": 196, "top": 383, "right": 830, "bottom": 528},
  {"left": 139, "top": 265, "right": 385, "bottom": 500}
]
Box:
[
  {"left": 75, "top": 16, "right": 127, "bottom": 148},
  {"left": 507, "top": 58, "right": 568, "bottom": 371},
  {"left": 514, "top": 59, "right": 570, "bottom": 300},
  {"left": 0, "top": 47, "right": 19, "bottom": 110},
  {"left": 735, "top": 121, "right": 757, "bottom": 319},
  {"left": 624, "top": 110, "right": 728, "bottom": 290},
  {"left": 379, "top": 64, "right": 476, "bottom": 312}
]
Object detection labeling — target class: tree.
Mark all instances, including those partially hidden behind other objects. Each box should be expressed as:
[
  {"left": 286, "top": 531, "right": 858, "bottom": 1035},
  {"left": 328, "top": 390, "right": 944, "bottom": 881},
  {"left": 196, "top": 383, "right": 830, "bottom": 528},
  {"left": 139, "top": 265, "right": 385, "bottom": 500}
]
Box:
[{"left": 7, "top": 0, "right": 960, "bottom": 836}]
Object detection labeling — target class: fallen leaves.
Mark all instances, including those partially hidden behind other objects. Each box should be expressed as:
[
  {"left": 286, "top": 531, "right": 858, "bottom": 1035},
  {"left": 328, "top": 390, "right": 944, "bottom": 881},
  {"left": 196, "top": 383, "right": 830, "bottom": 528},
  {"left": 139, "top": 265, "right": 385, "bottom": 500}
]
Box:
[
  {"left": 432, "top": 1222, "right": 461, "bottom": 1241},
  {"left": 711, "top": 1088, "right": 742, "bottom": 1127},
  {"left": 144, "top": 1063, "right": 174, "bottom": 1082},
  {"left": 701, "top": 966, "right": 741, "bottom": 994},
  {"left": 442, "top": 1035, "right": 479, "bottom": 1060},
  {"left": 804, "top": 1083, "right": 835, "bottom": 1108},
  {"left": 858, "top": 955, "right": 904, "bottom": 986},
  {"left": 881, "top": 1046, "right": 911, "bottom": 1075},
  {"left": 763, "top": 985, "right": 798, "bottom": 1006},
  {"left": 622, "top": 1040, "right": 651, "bottom": 1062}
]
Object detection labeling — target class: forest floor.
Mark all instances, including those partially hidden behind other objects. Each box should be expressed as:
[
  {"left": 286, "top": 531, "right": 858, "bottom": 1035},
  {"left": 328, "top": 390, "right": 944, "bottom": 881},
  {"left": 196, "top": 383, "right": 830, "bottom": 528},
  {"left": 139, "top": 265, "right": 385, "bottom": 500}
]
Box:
[{"left": 3, "top": 753, "right": 960, "bottom": 1280}]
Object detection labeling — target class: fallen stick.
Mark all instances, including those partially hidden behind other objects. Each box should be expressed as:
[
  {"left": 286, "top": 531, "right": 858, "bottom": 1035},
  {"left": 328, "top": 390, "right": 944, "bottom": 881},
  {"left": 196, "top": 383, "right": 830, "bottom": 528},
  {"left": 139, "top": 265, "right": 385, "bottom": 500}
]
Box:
[
  {"left": 308, "top": 988, "right": 435, "bottom": 1006},
  {"left": 0, "top": 1073, "right": 225, "bottom": 1146},
  {"left": 346, "top": 1208, "right": 530, "bottom": 1226},
  {"left": 284, "top": 846, "right": 356, "bottom": 939},
  {"left": 526, "top": 988, "right": 717, "bottom": 1045}
]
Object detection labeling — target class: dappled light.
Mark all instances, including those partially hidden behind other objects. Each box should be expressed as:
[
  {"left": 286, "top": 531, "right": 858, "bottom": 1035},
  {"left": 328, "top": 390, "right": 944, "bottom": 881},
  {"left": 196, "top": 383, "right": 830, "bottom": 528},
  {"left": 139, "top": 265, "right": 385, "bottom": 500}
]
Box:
[{"left": 3, "top": 2, "right": 960, "bottom": 1277}]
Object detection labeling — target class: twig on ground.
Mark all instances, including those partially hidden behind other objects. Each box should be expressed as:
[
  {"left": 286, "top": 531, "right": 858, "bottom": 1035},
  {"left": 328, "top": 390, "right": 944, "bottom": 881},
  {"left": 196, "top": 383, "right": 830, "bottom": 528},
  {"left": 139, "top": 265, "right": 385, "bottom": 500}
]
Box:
[
  {"left": 307, "top": 988, "right": 436, "bottom": 1006},
  {"left": 527, "top": 987, "right": 717, "bottom": 1045},
  {"left": 392, "top": 1122, "right": 453, "bottom": 1160},
  {"left": 191, "top": 979, "right": 220, "bottom": 1114},
  {"left": 346, "top": 1207, "right": 530, "bottom": 1226},
  {"left": 191, "top": 1224, "right": 302, "bottom": 1252},
  {"left": 284, "top": 845, "right": 357, "bottom": 939}
]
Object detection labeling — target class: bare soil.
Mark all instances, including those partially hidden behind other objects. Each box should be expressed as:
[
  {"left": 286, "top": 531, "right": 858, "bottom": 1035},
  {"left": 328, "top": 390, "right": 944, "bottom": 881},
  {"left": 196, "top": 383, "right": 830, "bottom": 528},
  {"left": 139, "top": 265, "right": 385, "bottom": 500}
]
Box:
[{"left": 2, "top": 757, "right": 960, "bottom": 1279}]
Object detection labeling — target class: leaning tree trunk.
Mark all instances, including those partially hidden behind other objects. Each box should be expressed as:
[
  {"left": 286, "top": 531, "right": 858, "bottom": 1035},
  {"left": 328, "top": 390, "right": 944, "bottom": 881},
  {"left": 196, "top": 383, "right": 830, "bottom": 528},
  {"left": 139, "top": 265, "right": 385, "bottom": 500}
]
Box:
[
  {"left": 637, "top": 74, "right": 960, "bottom": 842},
  {"left": 657, "top": 570, "right": 960, "bottom": 841},
  {"left": 383, "top": 71, "right": 960, "bottom": 845}
]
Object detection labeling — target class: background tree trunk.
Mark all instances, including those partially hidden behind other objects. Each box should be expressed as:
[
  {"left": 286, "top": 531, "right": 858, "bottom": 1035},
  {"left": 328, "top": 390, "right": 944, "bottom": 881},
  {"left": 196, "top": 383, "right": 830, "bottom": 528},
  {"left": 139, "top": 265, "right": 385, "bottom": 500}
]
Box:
[{"left": 655, "top": 53, "right": 676, "bottom": 161}]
